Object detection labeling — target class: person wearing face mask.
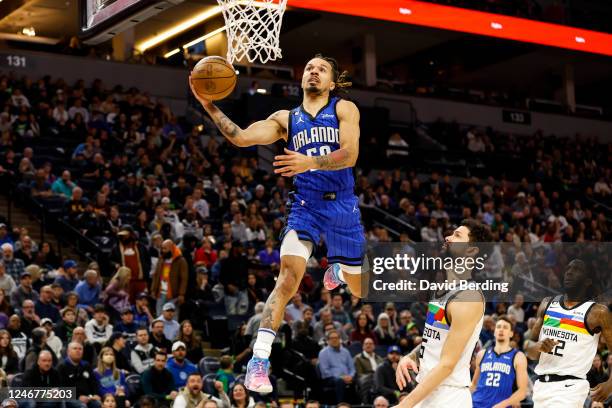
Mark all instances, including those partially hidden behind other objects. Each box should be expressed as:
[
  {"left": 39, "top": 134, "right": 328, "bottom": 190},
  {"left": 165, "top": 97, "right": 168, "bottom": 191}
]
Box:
[
  {"left": 150, "top": 240, "right": 187, "bottom": 315},
  {"left": 94, "top": 347, "right": 129, "bottom": 406},
  {"left": 111, "top": 225, "right": 151, "bottom": 303}
]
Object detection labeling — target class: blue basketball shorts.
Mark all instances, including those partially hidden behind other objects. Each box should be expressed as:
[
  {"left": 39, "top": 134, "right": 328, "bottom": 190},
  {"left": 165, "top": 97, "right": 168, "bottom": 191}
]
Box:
[{"left": 280, "top": 189, "right": 366, "bottom": 268}]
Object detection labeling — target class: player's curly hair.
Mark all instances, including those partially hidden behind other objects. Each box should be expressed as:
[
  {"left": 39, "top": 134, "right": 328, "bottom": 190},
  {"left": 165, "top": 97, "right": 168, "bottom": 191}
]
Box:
[{"left": 312, "top": 53, "right": 352, "bottom": 95}]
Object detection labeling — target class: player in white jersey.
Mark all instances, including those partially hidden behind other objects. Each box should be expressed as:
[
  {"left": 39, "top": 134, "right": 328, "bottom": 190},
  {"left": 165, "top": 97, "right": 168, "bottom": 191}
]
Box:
[
  {"left": 525, "top": 259, "right": 612, "bottom": 407},
  {"left": 394, "top": 220, "right": 493, "bottom": 408}
]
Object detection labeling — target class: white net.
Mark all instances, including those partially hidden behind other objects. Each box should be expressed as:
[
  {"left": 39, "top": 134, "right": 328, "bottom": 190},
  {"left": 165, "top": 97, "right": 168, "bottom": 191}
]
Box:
[{"left": 217, "top": 0, "right": 288, "bottom": 64}]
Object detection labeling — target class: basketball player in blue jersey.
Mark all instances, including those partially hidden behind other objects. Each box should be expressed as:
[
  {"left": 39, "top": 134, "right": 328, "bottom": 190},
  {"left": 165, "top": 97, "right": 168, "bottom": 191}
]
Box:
[
  {"left": 524, "top": 259, "right": 612, "bottom": 407},
  {"left": 189, "top": 54, "right": 366, "bottom": 393},
  {"left": 394, "top": 220, "right": 492, "bottom": 408},
  {"left": 470, "top": 315, "right": 528, "bottom": 408}
]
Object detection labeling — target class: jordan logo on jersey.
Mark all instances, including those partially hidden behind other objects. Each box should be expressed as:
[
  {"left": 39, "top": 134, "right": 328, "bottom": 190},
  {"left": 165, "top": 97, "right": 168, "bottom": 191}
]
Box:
[{"left": 292, "top": 126, "right": 340, "bottom": 150}]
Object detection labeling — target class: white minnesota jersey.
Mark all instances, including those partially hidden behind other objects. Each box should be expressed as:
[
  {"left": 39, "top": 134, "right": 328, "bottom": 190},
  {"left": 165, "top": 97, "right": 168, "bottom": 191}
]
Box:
[
  {"left": 416, "top": 290, "right": 484, "bottom": 387},
  {"left": 535, "top": 295, "right": 600, "bottom": 378}
]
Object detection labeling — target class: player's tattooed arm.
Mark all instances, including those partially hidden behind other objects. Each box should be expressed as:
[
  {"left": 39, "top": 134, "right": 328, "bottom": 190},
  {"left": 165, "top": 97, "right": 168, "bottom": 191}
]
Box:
[
  {"left": 588, "top": 304, "right": 612, "bottom": 402},
  {"left": 208, "top": 104, "right": 240, "bottom": 139},
  {"left": 312, "top": 149, "right": 351, "bottom": 170}
]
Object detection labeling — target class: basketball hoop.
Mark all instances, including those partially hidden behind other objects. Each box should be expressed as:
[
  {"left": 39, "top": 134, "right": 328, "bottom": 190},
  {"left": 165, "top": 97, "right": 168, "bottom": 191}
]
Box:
[{"left": 216, "top": 0, "right": 288, "bottom": 64}]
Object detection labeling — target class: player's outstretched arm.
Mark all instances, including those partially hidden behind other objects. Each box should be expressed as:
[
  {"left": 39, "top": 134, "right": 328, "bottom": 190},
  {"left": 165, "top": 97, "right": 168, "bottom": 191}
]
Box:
[
  {"left": 492, "top": 351, "right": 528, "bottom": 408},
  {"left": 469, "top": 349, "right": 485, "bottom": 393},
  {"left": 589, "top": 304, "right": 612, "bottom": 402},
  {"left": 524, "top": 296, "right": 557, "bottom": 360},
  {"left": 189, "top": 77, "right": 288, "bottom": 147},
  {"left": 397, "top": 298, "right": 483, "bottom": 408}
]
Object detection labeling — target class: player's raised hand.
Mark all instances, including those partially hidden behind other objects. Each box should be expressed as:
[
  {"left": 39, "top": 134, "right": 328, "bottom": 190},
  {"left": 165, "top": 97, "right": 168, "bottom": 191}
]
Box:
[
  {"left": 396, "top": 354, "right": 419, "bottom": 390},
  {"left": 590, "top": 381, "right": 612, "bottom": 402},
  {"left": 188, "top": 76, "right": 213, "bottom": 109},
  {"left": 273, "top": 148, "right": 314, "bottom": 177},
  {"left": 536, "top": 338, "right": 558, "bottom": 353}
]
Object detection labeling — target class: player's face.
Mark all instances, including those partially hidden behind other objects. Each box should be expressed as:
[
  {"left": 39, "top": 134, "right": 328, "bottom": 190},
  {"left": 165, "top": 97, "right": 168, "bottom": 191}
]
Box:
[
  {"left": 494, "top": 320, "right": 513, "bottom": 342},
  {"left": 563, "top": 260, "right": 587, "bottom": 291},
  {"left": 443, "top": 225, "right": 472, "bottom": 257},
  {"left": 302, "top": 58, "right": 334, "bottom": 95}
]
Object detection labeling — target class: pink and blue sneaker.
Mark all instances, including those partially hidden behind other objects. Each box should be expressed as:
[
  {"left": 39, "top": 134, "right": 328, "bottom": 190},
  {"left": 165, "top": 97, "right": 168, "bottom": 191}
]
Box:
[
  {"left": 244, "top": 357, "right": 273, "bottom": 394},
  {"left": 323, "top": 263, "right": 344, "bottom": 291}
]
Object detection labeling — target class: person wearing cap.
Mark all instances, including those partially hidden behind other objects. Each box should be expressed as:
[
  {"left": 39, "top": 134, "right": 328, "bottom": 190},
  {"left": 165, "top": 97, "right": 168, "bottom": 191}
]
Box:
[
  {"left": 318, "top": 329, "right": 356, "bottom": 403},
  {"left": 159, "top": 302, "right": 180, "bottom": 340},
  {"left": 0, "top": 261, "right": 16, "bottom": 296},
  {"left": 374, "top": 345, "right": 404, "bottom": 403},
  {"left": 0, "top": 224, "right": 14, "bottom": 247},
  {"left": 55, "top": 259, "right": 80, "bottom": 292},
  {"left": 1, "top": 243, "right": 24, "bottom": 282},
  {"left": 75, "top": 269, "right": 102, "bottom": 313},
  {"left": 134, "top": 292, "right": 153, "bottom": 328},
  {"left": 150, "top": 240, "right": 188, "bottom": 315},
  {"left": 115, "top": 308, "right": 138, "bottom": 340},
  {"left": 110, "top": 225, "right": 151, "bottom": 303},
  {"left": 35, "top": 285, "right": 60, "bottom": 322},
  {"left": 23, "top": 327, "right": 58, "bottom": 371},
  {"left": 40, "top": 317, "right": 62, "bottom": 359},
  {"left": 166, "top": 340, "right": 198, "bottom": 390},
  {"left": 105, "top": 332, "right": 131, "bottom": 371},
  {"left": 14, "top": 280, "right": 35, "bottom": 315}
]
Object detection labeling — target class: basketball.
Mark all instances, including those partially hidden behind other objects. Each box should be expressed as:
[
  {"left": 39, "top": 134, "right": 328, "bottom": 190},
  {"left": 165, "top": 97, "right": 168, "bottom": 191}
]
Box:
[{"left": 190, "top": 56, "right": 237, "bottom": 101}]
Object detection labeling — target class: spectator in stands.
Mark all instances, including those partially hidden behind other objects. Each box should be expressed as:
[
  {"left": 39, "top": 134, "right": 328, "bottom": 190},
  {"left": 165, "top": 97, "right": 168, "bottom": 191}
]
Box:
[
  {"left": 318, "top": 330, "right": 355, "bottom": 403},
  {"left": 166, "top": 341, "right": 198, "bottom": 390},
  {"left": 158, "top": 302, "right": 180, "bottom": 340},
  {"left": 75, "top": 269, "right": 102, "bottom": 313},
  {"left": 35, "top": 285, "right": 60, "bottom": 322},
  {"left": 588, "top": 354, "right": 608, "bottom": 388},
  {"left": 373, "top": 313, "right": 396, "bottom": 346},
  {"left": 374, "top": 345, "right": 402, "bottom": 403},
  {"left": 102, "top": 267, "right": 131, "bottom": 318},
  {"left": 22, "top": 350, "right": 62, "bottom": 407},
  {"left": 72, "top": 326, "right": 98, "bottom": 366},
  {"left": 130, "top": 328, "right": 155, "bottom": 374},
  {"left": 14, "top": 235, "right": 37, "bottom": 265},
  {"left": 56, "top": 259, "right": 80, "bottom": 292},
  {"left": 94, "top": 347, "right": 129, "bottom": 403},
  {"left": 292, "top": 320, "right": 320, "bottom": 364},
  {"left": 176, "top": 320, "right": 203, "bottom": 363},
  {"left": 354, "top": 337, "right": 383, "bottom": 377},
  {"left": 0, "top": 225, "right": 13, "bottom": 247},
  {"left": 330, "top": 294, "right": 352, "bottom": 330},
  {"left": 507, "top": 294, "right": 525, "bottom": 326},
  {"left": 149, "top": 319, "right": 172, "bottom": 354},
  {"left": 6, "top": 314, "right": 27, "bottom": 359},
  {"left": 52, "top": 170, "right": 78, "bottom": 199},
  {"left": 115, "top": 308, "right": 138, "bottom": 340},
  {"left": 141, "top": 351, "right": 177, "bottom": 406},
  {"left": 351, "top": 311, "right": 376, "bottom": 344},
  {"left": 216, "top": 355, "right": 236, "bottom": 394},
  {"left": 0, "top": 329, "right": 19, "bottom": 377},
  {"left": 111, "top": 225, "right": 151, "bottom": 302},
  {"left": 106, "top": 332, "right": 131, "bottom": 371},
  {"left": 0, "top": 288, "right": 12, "bottom": 317},
  {"left": 18, "top": 299, "right": 40, "bottom": 336},
  {"left": 133, "top": 292, "right": 153, "bottom": 328},
  {"left": 55, "top": 307, "right": 77, "bottom": 342},
  {"left": 194, "top": 238, "right": 217, "bottom": 270},
  {"left": 151, "top": 240, "right": 188, "bottom": 315},
  {"left": 386, "top": 132, "right": 409, "bottom": 158},
  {"left": 66, "top": 187, "right": 87, "bottom": 221},
  {"left": 0, "top": 262, "right": 16, "bottom": 295},
  {"left": 174, "top": 372, "right": 230, "bottom": 408},
  {"left": 314, "top": 308, "right": 346, "bottom": 344},
  {"left": 257, "top": 239, "right": 279, "bottom": 269},
  {"left": 85, "top": 305, "right": 113, "bottom": 350},
  {"left": 420, "top": 217, "right": 443, "bottom": 243},
  {"left": 11, "top": 271, "right": 38, "bottom": 309},
  {"left": 373, "top": 396, "right": 389, "bottom": 408},
  {"left": 229, "top": 383, "right": 255, "bottom": 408},
  {"left": 40, "top": 317, "right": 62, "bottom": 359},
  {"left": 480, "top": 316, "right": 495, "bottom": 347},
  {"left": 286, "top": 292, "right": 307, "bottom": 322},
  {"left": 36, "top": 242, "right": 61, "bottom": 269},
  {"left": 2, "top": 244, "right": 25, "bottom": 281},
  {"left": 24, "top": 327, "right": 58, "bottom": 370},
  {"left": 59, "top": 342, "right": 102, "bottom": 408}
]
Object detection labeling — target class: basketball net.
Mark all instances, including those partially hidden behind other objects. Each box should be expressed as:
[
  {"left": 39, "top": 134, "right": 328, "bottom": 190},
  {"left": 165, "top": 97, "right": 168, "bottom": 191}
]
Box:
[{"left": 216, "top": 0, "right": 288, "bottom": 64}]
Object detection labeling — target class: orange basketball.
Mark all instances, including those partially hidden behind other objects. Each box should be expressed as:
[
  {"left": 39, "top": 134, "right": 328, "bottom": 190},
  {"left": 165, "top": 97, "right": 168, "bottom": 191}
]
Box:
[{"left": 191, "top": 56, "right": 237, "bottom": 101}]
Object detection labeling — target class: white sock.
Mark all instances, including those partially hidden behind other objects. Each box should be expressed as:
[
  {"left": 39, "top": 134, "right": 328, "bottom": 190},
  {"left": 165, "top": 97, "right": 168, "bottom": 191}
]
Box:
[
  {"left": 337, "top": 267, "right": 345, "bottom": 282},
  {"left": 253, "top": 328, "right": 276, "bottom": 359}
]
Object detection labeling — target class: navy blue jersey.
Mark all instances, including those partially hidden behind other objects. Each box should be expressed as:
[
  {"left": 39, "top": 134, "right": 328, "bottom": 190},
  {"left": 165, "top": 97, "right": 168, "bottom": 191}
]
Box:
[
  {"left": 287, "top": 97, "right": 354, "bottom": 192},
  {"left": 472, "top": 347, "right": 519, "bottom": 408}
]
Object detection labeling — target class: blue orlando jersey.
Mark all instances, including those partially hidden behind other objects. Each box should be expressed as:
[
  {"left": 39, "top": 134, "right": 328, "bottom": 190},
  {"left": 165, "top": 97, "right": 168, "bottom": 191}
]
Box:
[
  {"left": 287, "top": 97, "right": 354, "bottom": 192},
  {"left": 472, "top": 347, "right": 518, "bottom": 408}
]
